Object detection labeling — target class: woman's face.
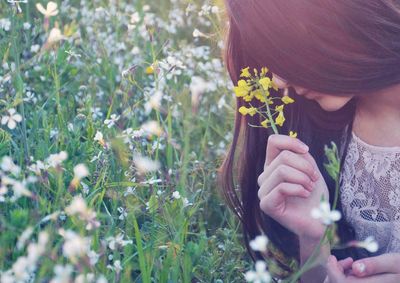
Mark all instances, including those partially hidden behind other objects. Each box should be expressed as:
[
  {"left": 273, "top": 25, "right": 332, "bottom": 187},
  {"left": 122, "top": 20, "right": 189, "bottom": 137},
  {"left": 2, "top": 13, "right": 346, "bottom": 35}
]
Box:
[{"left": 272, "top": 73, "right": 354, "bottom": 112}]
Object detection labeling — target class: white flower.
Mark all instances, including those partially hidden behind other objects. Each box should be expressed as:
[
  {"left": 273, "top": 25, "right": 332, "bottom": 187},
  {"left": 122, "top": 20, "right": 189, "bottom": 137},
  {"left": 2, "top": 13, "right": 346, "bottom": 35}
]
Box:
[
  {"left": 107, "top": 260, "right": 122, "bottom": 273},
  {"left": 36, "top": 1, "right": 59, "bottom": 17},
  {"left": 107, "top": 233, "right": 133, "bottom": 250},
  {"left": 244, "top": 261, "right": 271, "bottom": 283},
  {"left": 94, "top": 131, "right": 106, "bottom": 147},
  {"left": 23, "top": 22, "right": 31, "bottom": 30},
  {"left": 59, "top": 229, "right": 91, "bottom": 262},
  {"left": 311, "top": 200, "right": 341, "bottom": 225},
  {"left": 46, "top": 151, "right": 68, "bottom": 167},
  {"left": 249, "top": 235, "right": 269, "bottom": 253},
  {"left": 0, "top": 18, "right": 11, "bottom": 31},
  {"left": 73, "top": 164, "right": 89, "bottom": 180},
  {"left": 47, "top": 27, "right": 65, "bottom": 44},
  {"left": 1, "top": 108, "right": 22, "bottom": 130},
  {"left": 133, "top": 154, "right": 160, "bottom": 174},
  {"left": 17, "top": 226, "right": 34, "bottom": 250},
  {"left": 1, "top": 156, "right": 21, "bottom": 175},
  {"left": 65, "top": 195, "right": 100, "bottom": 230},
  {"left": 140, "top": 120, "right": 163, "bottom": 137},
  {"left": 74, "top": 273, "right": 95, "bottom": 283},
  {"left": 172, "top": 191, "right": 181, "bottom": 199},
  {"left": 65, "top": 195, "right": 88, "bottom": 216},
  {"left": 193, "top": 28, "right": 207, "bottom": 38},
  {"left": 10, "top": 179, "right": 33, "bottom": 200},
  {"left": 50, "top": 264, "right": 73, "bottom": 283},
  {"left": 104, "top": 114, "right": 120, "bottom": 128},
  {"left": 182, "top": 197, "right": 192, "bottom": 207},
  {"left": 144, "top": 90, "right": 163, "bottom": 114},
  {"left": 355, "top": 236, "right": 379, "bottom": 253},
  {"left": 117, "top": 207, "right": 127, "bottom": 220}
]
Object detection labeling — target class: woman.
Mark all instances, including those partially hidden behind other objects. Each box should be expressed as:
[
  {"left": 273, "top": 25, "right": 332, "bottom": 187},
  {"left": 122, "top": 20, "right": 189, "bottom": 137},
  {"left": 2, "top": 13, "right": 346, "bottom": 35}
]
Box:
[{"left": 218, "top": 0, "right": 400, "bottom": 282}]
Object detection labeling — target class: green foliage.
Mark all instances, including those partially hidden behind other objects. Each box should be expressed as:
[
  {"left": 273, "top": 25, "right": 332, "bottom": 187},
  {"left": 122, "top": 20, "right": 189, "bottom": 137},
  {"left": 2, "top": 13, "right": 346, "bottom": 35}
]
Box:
[{"left": 0, "top": 0, "right": 250, "bottom": 282}]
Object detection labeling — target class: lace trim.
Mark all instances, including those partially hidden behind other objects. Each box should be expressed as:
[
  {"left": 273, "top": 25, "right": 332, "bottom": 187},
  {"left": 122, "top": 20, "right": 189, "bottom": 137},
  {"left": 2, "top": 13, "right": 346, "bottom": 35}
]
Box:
[{"left": 340, "top": 131, "right": 400, "bottom": 254}]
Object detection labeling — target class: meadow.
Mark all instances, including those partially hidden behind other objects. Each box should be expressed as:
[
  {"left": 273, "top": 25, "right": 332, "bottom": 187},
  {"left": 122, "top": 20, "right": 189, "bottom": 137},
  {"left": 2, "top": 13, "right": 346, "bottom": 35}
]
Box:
[{"left": 0, "top": 0, "right": 252, "bottom": 282}]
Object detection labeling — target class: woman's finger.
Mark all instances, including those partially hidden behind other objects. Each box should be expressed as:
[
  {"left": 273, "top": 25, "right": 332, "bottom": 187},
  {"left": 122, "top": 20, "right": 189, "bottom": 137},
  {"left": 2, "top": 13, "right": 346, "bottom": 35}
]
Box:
[
  {"left": 352, "top": 253, "right": 400, "bottom": 277},
  {"left": 265, "top": 134, "right": 309, "bottom": 166},
  {"left": 326, "top": 255, "right": 346, "bottom": 283},
  {"left": 259, "top": 149, "right": 318, "bottom": 186},
  {"left": 257, "top": 165, "right": 315, "bottom": 200},
  {"left": 338, "top": 257, "right": 354, "bottom": 273},
  {"left": 259, "top": 182, "right": 311, "bottom": 215}
]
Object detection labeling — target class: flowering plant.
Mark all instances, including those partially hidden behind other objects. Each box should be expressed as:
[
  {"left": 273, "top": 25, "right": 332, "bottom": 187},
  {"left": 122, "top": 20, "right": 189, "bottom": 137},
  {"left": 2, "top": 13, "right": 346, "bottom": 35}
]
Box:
[{"left": 234, "top": 67, "right": 297, "bottom": 138}]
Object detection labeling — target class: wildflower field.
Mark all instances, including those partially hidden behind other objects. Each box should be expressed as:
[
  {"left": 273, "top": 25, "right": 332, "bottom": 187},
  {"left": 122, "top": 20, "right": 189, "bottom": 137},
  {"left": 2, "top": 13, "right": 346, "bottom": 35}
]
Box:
[{"left": 0, "top": 1, "right": 251, "bottom": 282}]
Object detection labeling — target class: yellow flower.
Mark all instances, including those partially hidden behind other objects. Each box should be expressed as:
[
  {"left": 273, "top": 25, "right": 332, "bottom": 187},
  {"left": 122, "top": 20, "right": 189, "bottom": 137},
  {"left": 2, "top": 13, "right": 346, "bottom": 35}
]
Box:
[
  {"left": 240, "top": 67, "right": 251, "bottom": 78},
  {"left": 145, "top": 66, "right": 155, "bottom": 75},
  {"left": 253, "top": 68, "right": 258, "bottom": 76},
  {"left": 234, "top": 80, "right": 251, "bottom": 98},
  {"left": 253, "top": 89, "right": 268, "bottom": 103},
  {"left": 275, "top": 105, "right": 284, "bottom": 112},
  {"left": 289, "top": 131, "right": 298, "bottom": 138},
  {"left": 259, "top": 77, "right": 271, "bottom": 90},
  {"left": 261, "top": 67, "right": 269, "bottom": 77},
  {"left": 239, "top": 106, "right": 257, "bottom": 116},
  {"left": 261, "top": 118, "right": 270, "bottom": 128},
  {"left": 282, "top": 96, "right": 295, "bottom": 104},
  {"left": 275, "top": 111, "right": 285, "bottom": 126}
]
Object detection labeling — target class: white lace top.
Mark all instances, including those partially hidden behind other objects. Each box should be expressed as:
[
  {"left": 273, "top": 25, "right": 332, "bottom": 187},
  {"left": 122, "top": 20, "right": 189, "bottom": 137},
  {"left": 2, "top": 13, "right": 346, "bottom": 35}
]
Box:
[{"left": 340, "top": 131, "right": 400, "bottom": 255}]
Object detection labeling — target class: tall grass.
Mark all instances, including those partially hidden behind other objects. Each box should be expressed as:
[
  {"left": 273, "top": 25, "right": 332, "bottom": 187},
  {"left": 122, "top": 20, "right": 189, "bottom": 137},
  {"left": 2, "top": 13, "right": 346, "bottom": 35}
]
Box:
[{"left": 0, "top": 0, "right": 250, "bottom": 281}]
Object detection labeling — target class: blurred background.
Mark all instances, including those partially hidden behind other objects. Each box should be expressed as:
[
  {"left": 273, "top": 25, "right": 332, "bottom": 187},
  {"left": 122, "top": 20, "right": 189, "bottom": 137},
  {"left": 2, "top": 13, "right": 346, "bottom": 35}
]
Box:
[{"left": 0, "top": 0, "right": 251, "bottom": 282}]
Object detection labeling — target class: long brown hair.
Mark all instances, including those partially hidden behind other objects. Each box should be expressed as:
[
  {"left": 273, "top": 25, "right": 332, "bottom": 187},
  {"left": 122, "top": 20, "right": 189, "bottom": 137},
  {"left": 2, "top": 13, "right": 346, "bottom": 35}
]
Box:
[{"left": 218, "top": 0, "right": 400, "bottom": 275}]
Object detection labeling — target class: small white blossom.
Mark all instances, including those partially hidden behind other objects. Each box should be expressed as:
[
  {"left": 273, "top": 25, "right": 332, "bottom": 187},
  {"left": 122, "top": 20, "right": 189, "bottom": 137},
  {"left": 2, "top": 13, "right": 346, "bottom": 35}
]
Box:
[
  {"left": 354, "top": 236, "right": 379, "bottom": 253},
  {"left": 193, "top": 28, "right": 208, "bottom": 38},
  {"left": 1, "top": 108, "right": 23, "bottom": 130},
  {"left": 133, "top": 154, "right": 160, "bottom": 174},
  {"left": 249, "top": 235, "right": 269, "bottom": 253},
  {"left": 144, "top": 91, "right": 163, "bottom": 114},
  {"left": 311, "top": 201, "right": 341, "bottom": 225},
  {"left": 104, "top": 114, "right": 120, "bottom": 128},
  {"left": 36, "top": 1, "right": 59, "bottom": 17},
  {"left": 94, "top": 131, "right": 106, "bottom": 147},
  {"left": 59, "top": 229, "right": 91, "bottom": 263},
  {"left": 182, "top": 197, "right": 192, "bottom": 207},
  {"left": 140, "top": 120, "right": 163, "bottom": 137},
  {"left": 1, "top": 156, "right": 21, "bottom": 175},
  {"left": 0, "top": 19, "right": 11, "bottom": 31},
  {"left": 107, "top": 260, "right": 122, "bottom": 273},
  {"left": 117, "top": 207, "right": 127, "bottom": 220},
  {"left": 17, "top": 226, "right": 34, "bottom": 250},
  {"left": 50, "top": 264, "right": 73, "bottom": 283},
  {"left": 46, "top": 151, "right": 68, "bottom": 168},
  {"left": 244, "top": 261, "right": 271, "bottom": 283},
  {"left": 73, "top": 164, "right": 89, "bottom": 180},
  {"left": 47, "top": 27, "right": 65, "bottom": 44},
  {"left": 107, "top": 233, "right": 133, "bottom": 250},
  {"left": 172, "top": 191, "right": 181, "bottom": 199}
]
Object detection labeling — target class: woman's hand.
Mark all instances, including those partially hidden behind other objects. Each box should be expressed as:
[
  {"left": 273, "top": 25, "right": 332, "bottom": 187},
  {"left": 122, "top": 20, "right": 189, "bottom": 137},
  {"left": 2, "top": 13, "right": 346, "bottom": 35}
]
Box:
[
  {"left": 326, "top": 254, "right": 400, "bottom": 283},
  {"left": 257, "top": 134, "right": 330, "bottom": 241}
]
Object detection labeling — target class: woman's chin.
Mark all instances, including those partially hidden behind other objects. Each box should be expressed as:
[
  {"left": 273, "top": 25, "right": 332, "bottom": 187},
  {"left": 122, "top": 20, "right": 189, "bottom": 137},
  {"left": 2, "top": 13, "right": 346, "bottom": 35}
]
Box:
[{"left": 312, "top": 96, "right": 354, "bottom": 112}]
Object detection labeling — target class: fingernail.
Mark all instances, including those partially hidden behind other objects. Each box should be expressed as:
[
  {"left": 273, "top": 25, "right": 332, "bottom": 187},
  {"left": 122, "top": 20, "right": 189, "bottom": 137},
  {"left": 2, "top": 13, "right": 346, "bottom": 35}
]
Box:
[
  {"left": 313, "top": 170, "right": 319, "bottom": 181},
  {"left": 301, "top": 144, "right": 309, "bottom": 152},
  {"left": 355, "top": 262, "right": 366, "bottom": 274}
]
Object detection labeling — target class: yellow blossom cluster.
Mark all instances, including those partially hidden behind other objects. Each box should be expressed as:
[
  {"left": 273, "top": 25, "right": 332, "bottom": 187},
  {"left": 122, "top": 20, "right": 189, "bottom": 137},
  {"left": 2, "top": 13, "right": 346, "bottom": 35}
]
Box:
[{"left": 234, "top": 67, "right": 297, "bottom": 137}]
